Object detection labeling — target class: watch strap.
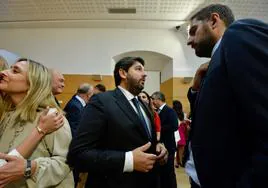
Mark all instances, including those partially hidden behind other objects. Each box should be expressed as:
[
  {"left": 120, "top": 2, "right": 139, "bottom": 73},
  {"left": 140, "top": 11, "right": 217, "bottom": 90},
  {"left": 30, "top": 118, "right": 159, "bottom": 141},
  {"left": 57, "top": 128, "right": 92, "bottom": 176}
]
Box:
[{"left": 24, "top": 159, "right": 32, "bottom": 178}]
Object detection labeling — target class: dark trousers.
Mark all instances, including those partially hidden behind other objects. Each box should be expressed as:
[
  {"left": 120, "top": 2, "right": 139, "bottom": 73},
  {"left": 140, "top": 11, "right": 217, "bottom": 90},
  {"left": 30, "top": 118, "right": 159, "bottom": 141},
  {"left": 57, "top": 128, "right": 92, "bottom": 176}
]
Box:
[
  {"left": 190, "top": 178, "right": 201, "bottom": 188},
  {"left": 159, "top": 152, "right": 177, "bottom": 188}
]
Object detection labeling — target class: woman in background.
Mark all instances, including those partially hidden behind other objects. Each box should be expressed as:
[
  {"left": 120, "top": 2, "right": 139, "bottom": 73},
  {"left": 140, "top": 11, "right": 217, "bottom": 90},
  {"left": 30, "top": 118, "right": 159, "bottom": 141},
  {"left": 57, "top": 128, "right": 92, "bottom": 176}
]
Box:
[
  {"left": 0, "top": 58, "right": 73, "bottom": 187},
  {"left": 173, "top": 100, "right": 190, "bottom": 168},
  {"left": 138, "top": 91, "right": 161, "bottom": 141}
]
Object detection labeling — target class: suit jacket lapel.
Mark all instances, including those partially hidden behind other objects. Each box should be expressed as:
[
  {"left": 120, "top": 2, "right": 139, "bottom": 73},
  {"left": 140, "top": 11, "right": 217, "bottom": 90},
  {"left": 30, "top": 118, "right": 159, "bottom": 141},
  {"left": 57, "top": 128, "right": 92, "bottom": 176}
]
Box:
[{"left": 114, "top": 88, "right": 149, "bottom": 139}]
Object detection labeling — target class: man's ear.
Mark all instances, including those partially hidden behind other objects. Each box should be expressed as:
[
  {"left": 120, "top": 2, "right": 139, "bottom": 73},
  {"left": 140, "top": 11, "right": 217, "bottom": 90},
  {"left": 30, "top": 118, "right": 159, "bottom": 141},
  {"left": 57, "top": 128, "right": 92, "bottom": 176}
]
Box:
[
  {"left": 209, "top": 13, "right": 220, "bottom": 29},
  {"left": 119, "top": 68, "right": 127, "bottom": 79}
]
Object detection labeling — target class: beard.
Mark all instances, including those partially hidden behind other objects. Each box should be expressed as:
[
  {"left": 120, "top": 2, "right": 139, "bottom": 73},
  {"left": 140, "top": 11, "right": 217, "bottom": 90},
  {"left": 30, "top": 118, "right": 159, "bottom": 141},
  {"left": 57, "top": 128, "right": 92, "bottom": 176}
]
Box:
[
  {"left": 126, "top": 75, "right": 144, "bottom": 96},
  {"left": 195, "top": 28, "right": 215, "bottom": 58}
]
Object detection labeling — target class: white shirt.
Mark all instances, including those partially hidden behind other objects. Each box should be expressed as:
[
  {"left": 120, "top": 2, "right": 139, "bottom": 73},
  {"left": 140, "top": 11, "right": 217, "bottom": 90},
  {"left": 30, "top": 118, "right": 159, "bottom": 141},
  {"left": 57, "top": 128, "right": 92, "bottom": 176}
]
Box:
[
  {"left": 75, "top": 95, "right": 86, "bottom": 107},
  {"left": 158, "top": 103, "right": 166, "bottom": 113},
  {"left": 118, "top": 86, "right": 151, "bottom": 172},
  {"left": 185, "top": 38, "right": 222, "bottom": 186}
]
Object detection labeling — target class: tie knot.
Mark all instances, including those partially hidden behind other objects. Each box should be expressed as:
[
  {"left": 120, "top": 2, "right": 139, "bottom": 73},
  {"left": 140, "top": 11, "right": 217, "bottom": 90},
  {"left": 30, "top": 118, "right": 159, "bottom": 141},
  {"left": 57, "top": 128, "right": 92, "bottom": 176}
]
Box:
[{"left": 132, "top": 98, "right": 139, "bottom": 104}]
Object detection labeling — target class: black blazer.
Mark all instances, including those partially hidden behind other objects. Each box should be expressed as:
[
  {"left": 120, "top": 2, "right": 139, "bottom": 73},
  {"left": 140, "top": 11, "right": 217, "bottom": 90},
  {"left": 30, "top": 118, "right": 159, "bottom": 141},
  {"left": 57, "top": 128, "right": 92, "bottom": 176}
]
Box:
[
  {"left": 67, "top": 88, "right": 158, "bottom": 188},
  {"left": 189, "top": 19, "right": 268, "bottom": 188},
  {"left": 64, "top": 95, "right": 84, "bottom": 136},
  {"left": 159, "top": 105, "right": 178, "bottom": 154}
]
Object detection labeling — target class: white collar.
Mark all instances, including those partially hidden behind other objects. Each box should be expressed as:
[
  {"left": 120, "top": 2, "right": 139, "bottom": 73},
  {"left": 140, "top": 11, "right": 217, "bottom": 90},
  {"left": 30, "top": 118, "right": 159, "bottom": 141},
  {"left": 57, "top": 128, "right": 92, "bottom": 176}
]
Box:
[
  {"left": 158, "top": 103, "right": 166, "bottom": 112},
  {"left": 118, "top": 86, "right": 136, "bottom": 101},
  {"left": 211, "top": 38, "right": 222, "bottom": 57},
  {"left": 75, "top": 95, "right": 86, "bottom": 107}
]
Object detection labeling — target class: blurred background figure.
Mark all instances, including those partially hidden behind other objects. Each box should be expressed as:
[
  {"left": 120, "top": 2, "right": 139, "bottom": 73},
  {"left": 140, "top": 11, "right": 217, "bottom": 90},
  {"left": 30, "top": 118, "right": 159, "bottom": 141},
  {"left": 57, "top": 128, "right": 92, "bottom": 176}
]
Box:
[
  {"left": 64, "top": 83, "right": 94, "bottom": 137},
  {"left": 173, "top": 100, "right": 190, "bottom": 168},
  {"left": 93, "top": 83, "right": 106, "bottom": 94},
  {"left": 151, "top": 91, "right": 178, "bottom": 188},
  {"left": 64, "top": 83, "right": 93, "bottom": 187},
  {"left": 138, "top": 91, "right": 161, "bottom": 141},
  {"left": 51, "top": 69, "right": 65, "bottom": 106}
]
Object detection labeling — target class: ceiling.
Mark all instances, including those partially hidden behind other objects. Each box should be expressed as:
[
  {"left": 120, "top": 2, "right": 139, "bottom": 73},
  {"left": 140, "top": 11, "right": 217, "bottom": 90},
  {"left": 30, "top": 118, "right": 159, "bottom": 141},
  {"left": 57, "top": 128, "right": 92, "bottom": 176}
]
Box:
[{"left": 0, "top": 0, "right": 267, "bottom": 29}]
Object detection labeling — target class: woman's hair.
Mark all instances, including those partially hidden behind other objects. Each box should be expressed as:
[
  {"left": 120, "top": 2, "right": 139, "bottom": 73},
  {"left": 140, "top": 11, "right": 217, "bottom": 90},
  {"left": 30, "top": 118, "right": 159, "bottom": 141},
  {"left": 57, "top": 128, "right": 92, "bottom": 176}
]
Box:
[
  {"left": 172, "top": 100, "right": 184, "bottom": 121},
  {"left": 139, "top": 90, "right": 153, "bottom": 112},
  {"left": 0, "top": 56, "right": 8, "bottom": 71},
  {"left": 0, "top": 58, "right": 61, "bottom": 124}
]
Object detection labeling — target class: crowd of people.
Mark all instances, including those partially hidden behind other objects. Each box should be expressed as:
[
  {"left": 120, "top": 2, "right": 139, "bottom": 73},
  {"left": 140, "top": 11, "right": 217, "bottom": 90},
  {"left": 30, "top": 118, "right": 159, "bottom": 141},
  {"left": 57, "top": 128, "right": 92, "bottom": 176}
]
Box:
[{"left": 0, "top": 3, "right": 268, "bottom": 188}]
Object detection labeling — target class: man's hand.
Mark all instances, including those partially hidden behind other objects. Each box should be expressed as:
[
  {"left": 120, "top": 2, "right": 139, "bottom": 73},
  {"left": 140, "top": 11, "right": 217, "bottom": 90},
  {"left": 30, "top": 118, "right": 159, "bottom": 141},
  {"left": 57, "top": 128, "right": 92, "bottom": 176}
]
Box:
[
  {"left": 0, "top": 153, "right": 25, "bottom": 188},
  {"left": 192, "top": 62, "right": 209, "bottom": 91},
  {"left": 156, "top": 143, "right": 168, "bottom": 165},
  {"left": 132, "top": 142, "right": 157, "bottom": 173}
]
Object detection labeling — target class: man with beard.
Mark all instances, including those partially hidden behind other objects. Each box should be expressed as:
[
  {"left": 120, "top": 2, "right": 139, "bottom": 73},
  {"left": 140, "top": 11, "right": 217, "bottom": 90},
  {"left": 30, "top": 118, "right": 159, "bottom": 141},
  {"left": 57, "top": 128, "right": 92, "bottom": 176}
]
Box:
[
  {"left": 67, "top": 57, "right": 168, "bottom": 188},
  {"left": 183, "top": 4, "right": 235, "bottom": 188},
  {"left": 184, "top": 3, "right": 268, "bottom": 188}
]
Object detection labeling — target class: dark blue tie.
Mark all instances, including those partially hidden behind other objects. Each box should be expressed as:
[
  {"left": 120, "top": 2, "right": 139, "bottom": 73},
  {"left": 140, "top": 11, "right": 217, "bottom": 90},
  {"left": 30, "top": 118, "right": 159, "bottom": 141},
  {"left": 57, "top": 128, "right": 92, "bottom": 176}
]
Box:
[{"left": 132, "top": 98, "right": 151, "bottom": 139}]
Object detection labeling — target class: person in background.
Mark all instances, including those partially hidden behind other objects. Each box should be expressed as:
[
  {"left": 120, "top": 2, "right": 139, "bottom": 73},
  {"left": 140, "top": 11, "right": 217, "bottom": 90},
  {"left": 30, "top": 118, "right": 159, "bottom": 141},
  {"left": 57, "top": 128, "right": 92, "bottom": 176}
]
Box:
[
  {"left": 64, "top": 83, "right": 94, "bottom": 187},
  {"left": 93, "top": 83, "right": 106, "bottom": 94},
  {"left": 138, "top": 90, "right": 161, "bottom": 141},
  {"left": 151, "top": 91, "right": 178, "bottom": 188},
  {"left": 64, "top": 83, "right": 94, "bottom": 137},
  {"left": 172, "top": 100, "right": 190, "bottom": 168},
  {"left": 51, "top": 69, "right": 65, "bottom": 106}
]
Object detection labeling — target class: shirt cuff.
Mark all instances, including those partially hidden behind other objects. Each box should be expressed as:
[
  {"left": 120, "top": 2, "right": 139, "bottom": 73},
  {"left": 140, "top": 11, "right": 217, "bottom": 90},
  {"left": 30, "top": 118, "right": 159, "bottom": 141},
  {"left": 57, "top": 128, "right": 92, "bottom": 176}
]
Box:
[
  {"left": 8, "top": 149, "right": 24, "bottom": 159},
  {"left": 190, "top": 88, "right": 198, "bottom": 94},
  {"left": 123, "top": 151, "right": 133, "bottom": 172}
]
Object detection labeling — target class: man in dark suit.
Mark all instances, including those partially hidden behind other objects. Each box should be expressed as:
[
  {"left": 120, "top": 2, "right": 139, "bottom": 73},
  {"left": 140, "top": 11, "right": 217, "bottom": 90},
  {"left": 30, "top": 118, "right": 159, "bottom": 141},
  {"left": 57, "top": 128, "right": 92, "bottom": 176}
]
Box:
[
  {"left": 184, "top": 4, "right": 268, "bottom": 188},
  {"left": 64, "top": 83, "right": 94, "bottom": 137},
  {"left": 67, "top": 57, "right": 168, "bottom": 188},
  {"left": 64, "top": 83, "right": 94, "bottom": 187},
  {"left": 151, "top": 91, "right": 178, "bottom": 188}
]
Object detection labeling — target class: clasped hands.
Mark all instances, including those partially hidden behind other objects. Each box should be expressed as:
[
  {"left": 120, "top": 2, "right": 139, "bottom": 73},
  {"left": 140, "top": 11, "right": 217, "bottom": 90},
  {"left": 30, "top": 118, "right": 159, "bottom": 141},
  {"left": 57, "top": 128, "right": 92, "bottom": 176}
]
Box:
[{"left": 132, "top": 142, "right": 168, "bottom": 173}]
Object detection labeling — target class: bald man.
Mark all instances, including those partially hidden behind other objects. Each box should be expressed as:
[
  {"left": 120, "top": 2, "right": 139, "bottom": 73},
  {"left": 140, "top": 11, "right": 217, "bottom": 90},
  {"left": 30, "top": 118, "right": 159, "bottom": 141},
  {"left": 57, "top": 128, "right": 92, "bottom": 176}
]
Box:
[
  {"left": 52, "top": 70, "right": 65, "bottom": 96},
  {"left": 64, "top": 83, "right": 94, "bottom": 136}
]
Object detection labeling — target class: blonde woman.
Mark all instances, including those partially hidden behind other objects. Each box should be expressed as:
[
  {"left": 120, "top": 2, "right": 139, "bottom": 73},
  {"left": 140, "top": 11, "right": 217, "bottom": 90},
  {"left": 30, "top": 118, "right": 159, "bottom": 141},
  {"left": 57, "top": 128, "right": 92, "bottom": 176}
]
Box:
[{"left": 0, "top": 58, "right": 73, "bottom": 187}]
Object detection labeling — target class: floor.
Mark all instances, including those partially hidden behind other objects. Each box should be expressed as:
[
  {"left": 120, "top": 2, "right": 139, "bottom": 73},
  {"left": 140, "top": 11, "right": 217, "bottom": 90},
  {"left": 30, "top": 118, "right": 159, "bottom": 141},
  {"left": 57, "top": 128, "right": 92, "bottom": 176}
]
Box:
[
  {"left": 176, "top": 167, "right": 190, "bottom": 188},
  {"left": 77, "top": 166, "right": 191, "bottom": 188}
]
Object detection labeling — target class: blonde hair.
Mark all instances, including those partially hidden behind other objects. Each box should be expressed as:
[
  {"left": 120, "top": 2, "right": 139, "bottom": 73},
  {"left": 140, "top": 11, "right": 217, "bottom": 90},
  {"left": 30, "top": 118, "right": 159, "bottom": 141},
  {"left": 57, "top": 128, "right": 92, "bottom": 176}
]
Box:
[
  {"left": 0, "top": 56, "right": 8, "bottom": 71},
  {"left": 0, "top": 58, "right": 61, "bottom": 124}
]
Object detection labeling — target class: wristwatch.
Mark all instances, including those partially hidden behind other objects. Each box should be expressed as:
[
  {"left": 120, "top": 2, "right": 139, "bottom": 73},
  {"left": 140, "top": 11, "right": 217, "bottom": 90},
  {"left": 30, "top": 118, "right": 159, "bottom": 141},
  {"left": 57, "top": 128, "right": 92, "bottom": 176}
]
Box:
[{"left": 24, "top": 159, "right": 32, "bottom": 178}]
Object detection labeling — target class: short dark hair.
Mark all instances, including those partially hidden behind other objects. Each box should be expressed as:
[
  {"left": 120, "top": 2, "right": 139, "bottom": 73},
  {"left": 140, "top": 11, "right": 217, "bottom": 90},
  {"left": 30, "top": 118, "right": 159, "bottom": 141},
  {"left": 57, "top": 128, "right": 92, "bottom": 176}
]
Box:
[
  {"left": 151, "top": 91, "right": 165, "bottom": 102},
  {"left": 95, "top": 84, "right": 106, "bottom": 92},
  {"left": 173, "top": 100, "right": 184, "bottom": 121},
  {"left": 191, "top": 4, "right": 235, "bottom": 27},
  {"left": 113, "top": 57, "right": 145, "bottom": 86}
]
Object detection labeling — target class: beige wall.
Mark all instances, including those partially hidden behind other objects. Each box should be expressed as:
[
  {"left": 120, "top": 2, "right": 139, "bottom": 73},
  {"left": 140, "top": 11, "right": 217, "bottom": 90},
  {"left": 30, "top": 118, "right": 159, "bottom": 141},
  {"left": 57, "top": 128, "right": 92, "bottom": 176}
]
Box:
[
  {"left": 160, "top": 77, "right": 192, "bottom": 114},
  {"left": 57, "top": 74, "right": 115, "bottom": 108},
  {"left": 59, "top": 75, "right": 192, "bottom": 114}
]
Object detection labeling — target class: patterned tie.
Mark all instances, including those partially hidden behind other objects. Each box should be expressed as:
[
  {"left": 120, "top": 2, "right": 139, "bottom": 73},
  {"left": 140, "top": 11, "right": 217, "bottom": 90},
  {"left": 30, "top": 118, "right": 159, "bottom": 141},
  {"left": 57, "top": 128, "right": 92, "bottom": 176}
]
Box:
[{"left": 131, "top": 98, "right": 151, "bottom": 139}]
